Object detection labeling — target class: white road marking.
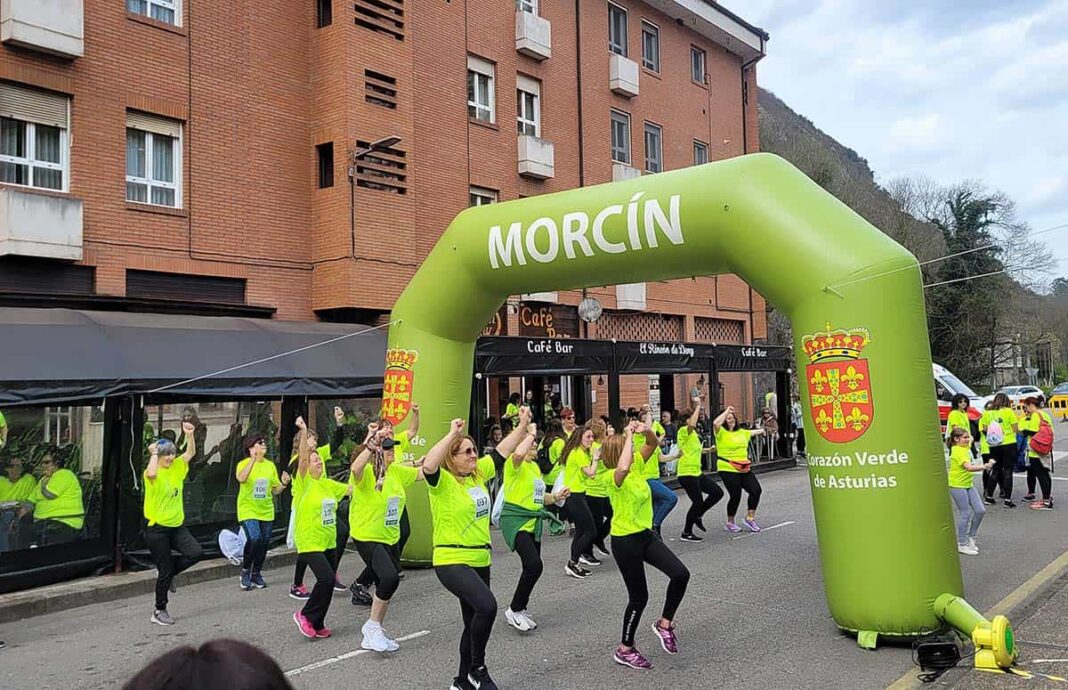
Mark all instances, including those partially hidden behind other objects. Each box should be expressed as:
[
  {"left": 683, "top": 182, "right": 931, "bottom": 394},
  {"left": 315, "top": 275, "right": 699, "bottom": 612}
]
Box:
[
  {"left": 285, "top": 629, "right": 431, "bottom": 677},
  {"left": 729, "top": 520, "right": 796, "bottom": 540}
]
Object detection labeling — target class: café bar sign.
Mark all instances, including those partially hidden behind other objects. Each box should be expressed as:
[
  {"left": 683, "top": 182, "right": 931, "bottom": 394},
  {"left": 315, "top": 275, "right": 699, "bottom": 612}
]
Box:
[
  {"left": 518, "top": 304, "right": 579, "bottom": 339},
  {"left": 639, "top": 342, "right": 695, "bottom": 357}
]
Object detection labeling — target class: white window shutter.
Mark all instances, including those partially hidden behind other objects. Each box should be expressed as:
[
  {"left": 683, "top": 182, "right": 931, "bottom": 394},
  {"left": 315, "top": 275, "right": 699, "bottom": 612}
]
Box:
[
  {"left": 126, "top": 111, "right": 182, "bottom": 138},
  {"left": 0, "top": 82, "right": 69, "bottom": 128}
]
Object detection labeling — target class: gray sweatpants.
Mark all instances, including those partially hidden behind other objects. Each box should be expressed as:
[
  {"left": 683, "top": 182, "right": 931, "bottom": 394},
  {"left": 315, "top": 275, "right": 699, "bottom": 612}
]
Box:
[{"left": 950, "top": 487, "right": 986, "bottom": 543}]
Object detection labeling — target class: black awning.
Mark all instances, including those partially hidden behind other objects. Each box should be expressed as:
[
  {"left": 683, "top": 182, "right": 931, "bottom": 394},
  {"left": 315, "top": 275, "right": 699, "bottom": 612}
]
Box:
[
  {"left": 475, "top": 336, "right": 614, "bottom": 375},
  {"left": 0, "top": 307, "right": 387, "bottom": 404},
  {"left": 715, "top": 344, "right": 793, "bottom": 372},
  {"left": 615, "top": 340, "right": 716, "bottom": 374}
]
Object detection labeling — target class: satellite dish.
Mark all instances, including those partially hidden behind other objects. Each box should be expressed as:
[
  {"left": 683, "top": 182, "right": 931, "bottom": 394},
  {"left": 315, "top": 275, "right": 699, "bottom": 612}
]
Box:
[{"left": 578, "top": 297, "right": 602, "bottom": 323}]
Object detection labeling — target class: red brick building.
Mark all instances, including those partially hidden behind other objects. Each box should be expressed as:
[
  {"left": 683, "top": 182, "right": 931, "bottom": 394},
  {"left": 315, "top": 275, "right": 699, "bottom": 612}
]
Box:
[{"left": 0, "top": 0, "right": 768, "bottom": 417}]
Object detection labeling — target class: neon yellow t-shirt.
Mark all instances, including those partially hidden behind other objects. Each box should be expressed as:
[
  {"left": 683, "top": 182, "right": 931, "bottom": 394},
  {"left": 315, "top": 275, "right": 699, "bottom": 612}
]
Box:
[
  {"left": 948, "top": 445, "right": 975, "bottom": 489},
  {"left": 0, "top": 474, "right": 36, "bottom": 502},
  {"left": 607, "top": 465, "right": 653, "bottom": 537},
  {"left": 428, "top": 456, "right": 496, "bottom": 567},
  {"left": 715, "top": 427, "right": 753, "bottom": 473},
  {"left": 504, "top": 457, "right": 546, "bottom": 534},
  {"left": 543, "top": 437, "right": 565, "bottom": 485},
  {"left": 586, "top": 442, "right": 608, "bottom": 498},
  {"left": 563, "top": 445, "right": 592, "bottom": 493},
  {"left": 1022, "top": 410, "right": 1052, "bottom": 459},
  {"left": 143, "top": 457, "right": 188, "bottom": 527},
  {"left": 236, "top": 458, "right": 280, "bottom": 522},
  {"left": 946, "top": 409, "right": 970, "bottom": 436},
  {"left": 676, "top": 426, "right": 703, "bottom": 477},
  {"left": 349, "top": 462, "right": 420, "bottom": 545},
  {"left": 504, "top": 403, "right": 519, "bottom": 423},
  {"left": 293, "top": 474, "right": 338, "bottom": 554},
  {"left": 32, "top": 468, "right": 84, "bottom": 529},
  {"left": 978, "top": 410, "right": 993, "bottom": 455}
]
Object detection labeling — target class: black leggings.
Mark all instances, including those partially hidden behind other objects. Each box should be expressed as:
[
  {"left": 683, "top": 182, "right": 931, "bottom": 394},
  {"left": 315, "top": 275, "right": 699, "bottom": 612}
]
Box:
[
  {"left": 720, "top": 471, "right": 762, "bottom": 518},
  {"left": 678, "top": 474, "right": 724, "bottom": 534},
  {"left": 510, "top": 531, "right": 543, "bottom": 612},
  {"left": 586, "top": 495, "right": 613, "bottom": 552},
  {"left": 145, "top": 525, "right": 203, "bottom": 611},
  {"left": 1027, "top": 456, "right": 1053, "bottom": 500},
  {"left": 356, "top": 509, "right": 409, "bottom": 588},
  {"left": 566, "top": 492, "right": 595, "bottom": 563},
  {"left": 611, "top": 530, "right": 690, "bottom": 647},
  {"left": 436, "top": 564, "right": 495, "bottom": 679},
  {"left": 301, "top": 550, "right": 336, "bottom": 631},
  {"left": 354, "top": 539, "right": 401, "bottom": 600},
  {"left": 985, "top": 444, "right": 1015, "bottom": 500}
]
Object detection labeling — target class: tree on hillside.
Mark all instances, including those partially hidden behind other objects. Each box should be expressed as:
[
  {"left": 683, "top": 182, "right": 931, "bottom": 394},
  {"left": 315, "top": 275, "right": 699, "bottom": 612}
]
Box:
[{"left": 1051, "top": 277, "right": 1068, "bottom": 299}]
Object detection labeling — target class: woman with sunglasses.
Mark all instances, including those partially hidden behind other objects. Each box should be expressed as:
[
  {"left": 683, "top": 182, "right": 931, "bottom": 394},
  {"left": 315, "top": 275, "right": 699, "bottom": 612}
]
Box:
[{"left": 423, "top": 406, "right": 531, "bottom": 690}]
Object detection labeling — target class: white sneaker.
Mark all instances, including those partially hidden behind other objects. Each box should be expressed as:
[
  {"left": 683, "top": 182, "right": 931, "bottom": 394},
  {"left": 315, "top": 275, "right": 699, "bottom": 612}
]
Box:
[
  {"left": 505, "top": 608, "right": 532, "bottom": 632},
  {"left": 957, "top": 543, "right": 978, "bottom": 556},
  {"left": 361, "top": 622, "right": 391, "bottom": 652},
  {"left": 968, "top": 538, "right": 979, "bottom": 554},
  {"left": 518, "top": 610, "right": 538, "bottom": 630},
  {"left": 382, "top": 630, "right": 400, "bottom": 652}
]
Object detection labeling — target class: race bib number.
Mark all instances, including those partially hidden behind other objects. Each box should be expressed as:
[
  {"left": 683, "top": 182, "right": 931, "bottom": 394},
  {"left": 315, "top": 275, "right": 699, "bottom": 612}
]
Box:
[
  {"left": 468, "top": 486, "right": 490, "bottom": 520},
  {"left": 385, "top": 496, "right": 401, "bottom": 527},
  {"left": 532, "top": 479, "right": 545, "bottom": 506},
  {"left": 253, "top": 478, "right": 269, "bottom": 500},
  {"left": 321, "top": 498, "right": 337, "bottom": 527}
]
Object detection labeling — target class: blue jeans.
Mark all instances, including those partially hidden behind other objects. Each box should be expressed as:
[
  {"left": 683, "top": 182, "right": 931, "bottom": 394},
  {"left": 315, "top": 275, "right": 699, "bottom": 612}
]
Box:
[
  {"left": 241, "top": 519, "right": 273, "bottom": 574},
  {"left": 647, "top": 479, "right": 678, "bottom": 528},
  {"left": 0, "top": 510, "right": 17, "bottom": 551}
]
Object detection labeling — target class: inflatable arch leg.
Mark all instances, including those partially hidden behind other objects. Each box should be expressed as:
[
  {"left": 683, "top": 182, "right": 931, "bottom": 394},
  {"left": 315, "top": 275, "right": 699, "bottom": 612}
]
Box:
[{"left": 382, "top": 153, "right": 996, "bottom": 642}]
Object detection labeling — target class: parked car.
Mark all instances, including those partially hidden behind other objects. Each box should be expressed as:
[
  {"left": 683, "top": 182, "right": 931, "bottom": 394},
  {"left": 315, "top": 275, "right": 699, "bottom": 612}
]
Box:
[
  {"left": 994, "top": 385, "right": 1046, "bottom": 409},
  {"left": 933, "top": 363, "right": 984, "bottom": 432},
  {"left": 1049, "top": 382, "right": 1068, "bottom": 421}
]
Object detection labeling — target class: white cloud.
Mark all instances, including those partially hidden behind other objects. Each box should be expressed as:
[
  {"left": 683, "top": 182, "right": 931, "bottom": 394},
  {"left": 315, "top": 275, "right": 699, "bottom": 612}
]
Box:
[{"left": 888, "top": 114, "right": 946, "bottom": 151}]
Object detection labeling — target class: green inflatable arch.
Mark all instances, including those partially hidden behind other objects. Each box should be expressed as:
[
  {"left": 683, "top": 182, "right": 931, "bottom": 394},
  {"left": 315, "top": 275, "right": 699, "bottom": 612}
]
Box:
[{"left": 382, "top": 153, "right": 970, "bottom": 642}]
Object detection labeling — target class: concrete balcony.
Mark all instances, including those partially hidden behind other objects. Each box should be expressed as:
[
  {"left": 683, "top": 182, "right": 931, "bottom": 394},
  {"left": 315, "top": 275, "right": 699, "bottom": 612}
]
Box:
[
  {"left": 518, "top": 134, "right": 555, "bottom": 180},
  {"left": 609, "top": 53, "right": 639, "bottom": 97},
  {"left": 0, "top": 187, "right": 83, "bottom": 260},
  {"left": 515, "top": 10, "right": 551, "bottom": 61},
  {"left": 616, "top": 282, "right": 647, "bottom": 311},
  {"left": 612, "top": 162, "right": 641, "bottom": 182},
  {"left": 1, "top": 0, "right": 84, "bottom": 59}
]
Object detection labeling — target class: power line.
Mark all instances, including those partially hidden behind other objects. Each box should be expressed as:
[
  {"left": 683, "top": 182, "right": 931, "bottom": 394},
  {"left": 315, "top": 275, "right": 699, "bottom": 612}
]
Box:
[{"left": 923, "top": 269, "right": 1006, "bottom": 289}]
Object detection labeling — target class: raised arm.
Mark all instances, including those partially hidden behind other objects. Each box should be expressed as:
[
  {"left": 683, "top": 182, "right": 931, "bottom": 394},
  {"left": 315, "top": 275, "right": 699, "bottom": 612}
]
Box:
[
  {"left": 350, "top": 423, "right": 379, "bottom": 483},
  {"left": 295, "top": 417, "right": 310, "bottom": 478},
  {"left": 145, "top": 442, "right": 161, "bottom": 481},
  {"left": 329, "top": 406, "right": 346, "bottom": 454},
  {"left": 582, "top": 444, "right": 600, "bottom": 477},
  {"left": 638, "top": 414, "right": 659, "bottom": 460},
  {"left": 713, "top": 405, "right": 732, "bottom": 433},
  {"left": 612, "top": 424, "right": 638, "bottom": 487},
  {"left": 511, "top": 423, "right": 537, "bottom": 469},
  {"left": 180, "top": 421, "right": 196, "bottom": 464},
  {"left": 423, "top": 418, "right": 466, "bottom": 475},
  {"left": 496, "top": 406, "right": 532, "bottom": 458},
  {"left": 407, "top": 402, "right": 420, "bottom": 438}
]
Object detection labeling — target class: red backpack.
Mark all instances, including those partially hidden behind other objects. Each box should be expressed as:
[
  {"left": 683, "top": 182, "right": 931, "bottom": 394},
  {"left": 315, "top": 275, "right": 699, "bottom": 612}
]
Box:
[{"left": 1029, "top": 415, "right": 1055, "bottom": 456}]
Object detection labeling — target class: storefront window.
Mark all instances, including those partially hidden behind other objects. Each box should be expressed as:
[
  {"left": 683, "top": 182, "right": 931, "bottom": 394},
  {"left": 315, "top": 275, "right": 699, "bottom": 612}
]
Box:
[{"left": 0, "top": 403, "right": 105, "bottom": 553}]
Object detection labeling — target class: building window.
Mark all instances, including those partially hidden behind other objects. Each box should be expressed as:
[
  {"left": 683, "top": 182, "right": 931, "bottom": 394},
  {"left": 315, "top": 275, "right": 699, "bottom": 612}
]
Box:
[
  {"left": 644, "top": 122, "right": 662, "bottom": 173},
  {"left": 516, "top": 75, "right": 541, "bottom": 137},
  {"left": 691, "top": 46, "right": 706, "bottom": 84},
  {"left": 126, "top": 0, "right": 180, "bottom": 26},
  {"left": 316, "top": 0, "right": 332, "bottom": 27},
  {"left": 0, "top": 83, "right": 69, "bottom": 192},
  {"left": 608, "top": 3, "right": 627, "bottom": 56},
  {"left": 516, "top": 0, "right": 536, "bottom": 13},
  {"left": 693, "top": 140, "right": 708, "bottom": 165},
  {"left": 316, "top": 142, "right": 334, "bottom": 188},
  {"left": 467, "top": 55, "right": 496, "bottom": 124},
  {"left": 610, "top": 109, "right": 630, "bottom": 165},
  {"left": 470, "top": 186, "right": 497, "bottom": 206},
  {"left": 641, "top": 21, "right": 659, "bottom": 72},
  {"left": 125, "top": 111, "right": 181, "bottom": 208}
]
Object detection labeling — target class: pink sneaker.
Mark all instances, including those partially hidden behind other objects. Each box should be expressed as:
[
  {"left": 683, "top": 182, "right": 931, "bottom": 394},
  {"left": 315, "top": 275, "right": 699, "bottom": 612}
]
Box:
[
  {"left": 293, "top": 611, "right": 316, "bottom": 639},
  {"left": 315, "top": 626, "right": 332, "bottom": 639},
  {"left": 651, "top": 622, "right": 679, "bottom": 654},
  {"left": 614, "top": 646, "right": 653, "bottom": 670},
  {"left": 743, "top": 517, "right": 762, "bottom": 533},
  {"left": 724, "top": 522, "right": 742, "bottom": 533}
]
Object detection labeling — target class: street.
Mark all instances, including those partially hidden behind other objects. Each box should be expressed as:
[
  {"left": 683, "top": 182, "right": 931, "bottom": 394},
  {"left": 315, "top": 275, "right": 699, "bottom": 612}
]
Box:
[{"left": 3, "top": 434, "right": 1068, "bottom": 690}]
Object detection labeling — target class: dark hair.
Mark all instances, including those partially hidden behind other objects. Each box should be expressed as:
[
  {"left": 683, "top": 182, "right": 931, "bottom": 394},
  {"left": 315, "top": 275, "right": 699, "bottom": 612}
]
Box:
[
  {"left": 243, "top": 433, "right": 266, "bottom": 452},
  {"left": 992, "top": 393, "right": 1011, "bottom": 410},
  {"left": 509, "top": 393, "right": 521, "bottom": 404},
  {"left": 161, "top": 429, "right": 178, "bottom": 443},
  {"left": 951, "top": 393, "right": 969, "bottom": 410},
  {"left": 122, "top": 639, "right": 292, "bottom": 690},
  {"left": 560, "top": 420, "right": 595, "bottom": 465},
  {"left": 542, "top": 419, "right": 566, "bottom": 448},
  {"left": 722, "top": 408, "right": 738, "bottom": 431},
  {"left": 1022, "top": 396, "right": 1042, "bottom": 408}
]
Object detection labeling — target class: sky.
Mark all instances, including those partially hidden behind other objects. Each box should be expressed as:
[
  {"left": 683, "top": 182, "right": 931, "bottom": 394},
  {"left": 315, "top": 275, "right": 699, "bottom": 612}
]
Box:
[{"left": 721, "top": 0, "right": 1068, "bottom": 281}]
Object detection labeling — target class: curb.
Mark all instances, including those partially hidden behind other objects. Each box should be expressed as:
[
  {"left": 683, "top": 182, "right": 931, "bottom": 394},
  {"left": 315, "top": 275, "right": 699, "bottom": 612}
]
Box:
[{"left": 0, "top": 548, "right": 299, "bottom": 624}]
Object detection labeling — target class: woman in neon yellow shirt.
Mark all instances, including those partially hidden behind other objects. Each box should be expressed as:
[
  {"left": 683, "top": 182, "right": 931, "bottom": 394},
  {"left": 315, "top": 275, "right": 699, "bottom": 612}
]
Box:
[
  {"left": 677, "top": 400, "right": 723, "bottom": 542},
  {"left": 980, "top": 393, "right": 1020, "bottom": 508},
  {"left": 349, "top": 422, "right": 423, "bottom": 652},
  {"left": 947, "top": 427, "right": 993, "bottom": 555},
  {"left": 1, "top": 456, "right": 36, "bottom": 552},
  {"left": 502, "top": 422, "right": 569, "bottom": 633},
  {"left": 143, "top": 424, "right": 203, "bottom": 626},
  {"left": 422, "top": 407, "right": 531, "bottom": 690},
  {"left": 25, "top": 451, "right": 85, "bottom": 546},
  {"left": 584, "top": 418, "right": 612, "bottom": 564},
  {"left": 1020, "top": 396, "right": 1054, "bottom": 510},
  {"left": 235, "top": 433, "right": 290, "bottom": 590},
  {"left": 602, "top": 421, "right": 689, "bottom": 670},
  {"left": 713, "top": 406, "right": 767, "bottom": 533},
  {"left": 291, "top": 417, "right": 342, "bottom": 640},
  {"left": 559, "top": 421, "right": 600, "bottom": 578},
  {"left": 946, "top": 394, "right": 975, "bottom": 458}
]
